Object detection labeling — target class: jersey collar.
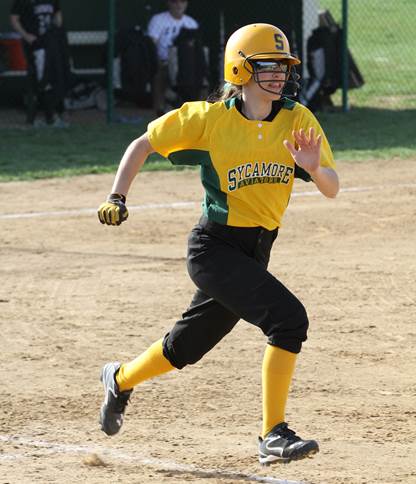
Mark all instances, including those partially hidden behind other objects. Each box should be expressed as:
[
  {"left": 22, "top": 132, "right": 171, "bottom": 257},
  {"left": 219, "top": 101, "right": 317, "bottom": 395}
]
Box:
[{"left": 226, "top": 97, "right": 287, "bottom": 122}]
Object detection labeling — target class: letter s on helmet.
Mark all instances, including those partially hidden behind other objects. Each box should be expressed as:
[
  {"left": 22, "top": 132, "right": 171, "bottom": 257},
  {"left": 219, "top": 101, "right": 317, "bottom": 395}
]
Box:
[{"left": 224, "top": 23, "right": 300, "bottom": 85}]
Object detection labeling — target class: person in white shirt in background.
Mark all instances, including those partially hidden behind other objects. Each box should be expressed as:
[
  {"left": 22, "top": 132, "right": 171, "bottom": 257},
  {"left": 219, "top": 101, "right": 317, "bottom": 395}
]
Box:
[{"left": 147, "top": 0, "right": 198, "bottom": 116}]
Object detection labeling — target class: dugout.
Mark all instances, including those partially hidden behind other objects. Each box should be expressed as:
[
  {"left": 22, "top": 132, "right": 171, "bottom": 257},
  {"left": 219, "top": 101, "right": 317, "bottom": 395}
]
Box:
[{"left": 0, "top": 0, "right": 316, "bottom": 107}]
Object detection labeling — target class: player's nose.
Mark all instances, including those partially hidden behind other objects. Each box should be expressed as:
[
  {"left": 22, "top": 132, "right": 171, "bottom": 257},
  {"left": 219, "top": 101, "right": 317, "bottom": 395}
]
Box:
[{"left": 272, "top": 70, "right": 285, "bottom": 80}]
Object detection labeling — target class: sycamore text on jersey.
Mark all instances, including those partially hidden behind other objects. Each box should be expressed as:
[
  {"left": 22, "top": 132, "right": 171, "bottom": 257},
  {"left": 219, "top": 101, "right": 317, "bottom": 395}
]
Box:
[{"left": 228, "top": 162, "right": 294, "bottom": 192}]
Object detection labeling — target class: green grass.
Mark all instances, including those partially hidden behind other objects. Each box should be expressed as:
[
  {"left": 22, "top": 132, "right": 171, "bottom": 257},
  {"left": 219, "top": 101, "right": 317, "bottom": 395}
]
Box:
[
  {"left": 319, "top": 0, "right": 416, "bottom": 108},
  {"left": 319, "top": 107, "right": 416, "bottom": 161},
  {"left": 0, "top": 120, "right": 179, "bottom": 182}
]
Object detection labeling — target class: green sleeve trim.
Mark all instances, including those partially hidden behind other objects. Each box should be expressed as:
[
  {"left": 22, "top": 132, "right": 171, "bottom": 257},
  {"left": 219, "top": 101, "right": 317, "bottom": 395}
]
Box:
[
  {"left": 294, "top": 164, "right": 312, "bottom": 182},
  {"left": 168, "top": 149, "right": 210, "bottom": 166},
  {"left": 224, "top": 97, "right": 237, "bottom": 110},
  {"left": 282, "top": 98, "right": 297, "bottom": 110}
]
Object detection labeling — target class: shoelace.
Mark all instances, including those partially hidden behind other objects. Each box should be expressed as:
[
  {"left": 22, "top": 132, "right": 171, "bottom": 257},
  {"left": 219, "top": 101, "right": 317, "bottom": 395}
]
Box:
[
  {"left": 114, "top": 391, "right": 131, "bottom": 413},
  {"left": 272, "top": 423, "right": 300, "bottom": 442}
]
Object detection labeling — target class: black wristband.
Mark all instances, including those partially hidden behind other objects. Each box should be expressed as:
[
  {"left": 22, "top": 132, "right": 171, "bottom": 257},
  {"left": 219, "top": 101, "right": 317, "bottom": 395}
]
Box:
[{"left": 107, "top": 193, "right": 126, "bottom": 204}]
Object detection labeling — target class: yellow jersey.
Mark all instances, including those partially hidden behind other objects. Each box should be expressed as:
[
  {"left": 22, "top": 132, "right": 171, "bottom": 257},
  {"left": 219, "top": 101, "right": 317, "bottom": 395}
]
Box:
[{"left": 147, "top": 97, "right": 335, "bottom": 230}]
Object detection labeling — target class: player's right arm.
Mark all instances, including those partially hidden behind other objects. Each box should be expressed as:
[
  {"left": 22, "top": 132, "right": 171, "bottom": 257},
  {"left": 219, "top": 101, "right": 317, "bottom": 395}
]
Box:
[
  {"left": 98, "top": 102, "right": 209, "bottom": 225},
  {"left": 97, "top": 133, "right": 154, "bottom": 226},
  {"left": 111, "top": 133, "right": 154, "bottom": 196}
]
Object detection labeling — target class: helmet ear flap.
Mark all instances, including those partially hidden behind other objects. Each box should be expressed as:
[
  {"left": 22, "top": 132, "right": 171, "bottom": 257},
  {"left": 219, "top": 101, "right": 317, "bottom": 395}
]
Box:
[{"left": 225, "top": 59, "right": 252, "bottom": 85}]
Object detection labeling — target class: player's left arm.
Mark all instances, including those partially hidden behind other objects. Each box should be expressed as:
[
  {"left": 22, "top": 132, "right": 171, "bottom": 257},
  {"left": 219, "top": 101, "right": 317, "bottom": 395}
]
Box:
[
  {"left": 54, "top": 11, "right": 63, "bottom": 27},
  {"left": 284, "top": 127, "right": 339, "bottom": 198}
]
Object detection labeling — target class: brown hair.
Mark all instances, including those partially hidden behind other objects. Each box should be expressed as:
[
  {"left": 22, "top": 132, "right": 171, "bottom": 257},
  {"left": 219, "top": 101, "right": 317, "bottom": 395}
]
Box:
[{"left": 207, "top": 83, "right": 242, "bottom": 103}]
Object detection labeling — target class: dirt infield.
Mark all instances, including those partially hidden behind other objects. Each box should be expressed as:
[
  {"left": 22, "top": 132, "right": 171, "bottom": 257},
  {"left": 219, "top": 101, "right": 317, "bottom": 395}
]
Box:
[{"left": 1, "top": 159, "right": 415, "bottom": 484}]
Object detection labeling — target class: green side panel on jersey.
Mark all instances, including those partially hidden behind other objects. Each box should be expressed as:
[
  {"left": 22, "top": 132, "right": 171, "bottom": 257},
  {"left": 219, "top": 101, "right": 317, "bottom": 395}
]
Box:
[
  {"left": 201, "top": 163, "right": 228, "bottom": 225},
  {"left": 168, "top": 149, "right": 229, "bottom": 224}
]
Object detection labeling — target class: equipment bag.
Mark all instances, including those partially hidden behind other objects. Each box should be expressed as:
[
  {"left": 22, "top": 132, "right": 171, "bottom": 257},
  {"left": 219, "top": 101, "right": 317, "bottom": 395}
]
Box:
[
  {"left": 115, "top": 26, "right": 158, "bottom": 105},
  {"left": 168, "top": 28, "right": 208, "bottom": 104}
]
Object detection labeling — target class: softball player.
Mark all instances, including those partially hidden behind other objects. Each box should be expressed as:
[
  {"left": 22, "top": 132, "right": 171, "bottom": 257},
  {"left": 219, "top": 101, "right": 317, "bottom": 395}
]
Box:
[{"left": 97, "top": 23, "right": 339, "bottom": 465}]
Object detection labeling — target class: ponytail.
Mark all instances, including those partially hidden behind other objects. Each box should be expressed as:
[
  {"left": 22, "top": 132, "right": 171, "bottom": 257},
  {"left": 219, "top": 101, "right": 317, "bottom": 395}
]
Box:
[{"left": 207, "top": 82, "right": 242, "bottom": 103}]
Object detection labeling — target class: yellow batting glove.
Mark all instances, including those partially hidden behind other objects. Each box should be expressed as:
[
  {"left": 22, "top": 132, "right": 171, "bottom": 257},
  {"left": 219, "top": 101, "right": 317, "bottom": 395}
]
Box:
[{"left": 97, "top": 193, "right": 129, "bottom": 226}]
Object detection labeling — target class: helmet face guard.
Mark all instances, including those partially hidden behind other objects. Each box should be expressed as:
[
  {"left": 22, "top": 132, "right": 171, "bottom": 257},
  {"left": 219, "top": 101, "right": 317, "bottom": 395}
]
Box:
[{"left": 241, "top": 53, "right": 300, "bottom": 98}]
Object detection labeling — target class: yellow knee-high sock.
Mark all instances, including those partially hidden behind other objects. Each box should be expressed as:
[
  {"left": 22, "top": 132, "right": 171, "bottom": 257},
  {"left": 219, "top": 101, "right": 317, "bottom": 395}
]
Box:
[
  {"left": 262, "top": 344, "right": 297, "bottom": 438},
  {"left": 116, "top": 338, "right": 175, "bottom": 391}
]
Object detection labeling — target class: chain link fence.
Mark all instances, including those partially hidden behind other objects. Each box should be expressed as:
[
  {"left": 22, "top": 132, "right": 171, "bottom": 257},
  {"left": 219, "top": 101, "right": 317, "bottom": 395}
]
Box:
[
  {"left": 0, "top": 0, "right": 414, "bottom": 127},
  {"left": 317, "top": 0, "right": 416, "bottom": 110}
]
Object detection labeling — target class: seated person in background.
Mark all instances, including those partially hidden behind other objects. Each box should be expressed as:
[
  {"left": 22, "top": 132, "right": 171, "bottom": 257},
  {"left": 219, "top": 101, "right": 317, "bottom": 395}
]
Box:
[
  {"left": 10, "top": 0, "right": 69, "bottom": 127},
  {"left": 147, "top": 0, "right": 198, "bottom": 116}
]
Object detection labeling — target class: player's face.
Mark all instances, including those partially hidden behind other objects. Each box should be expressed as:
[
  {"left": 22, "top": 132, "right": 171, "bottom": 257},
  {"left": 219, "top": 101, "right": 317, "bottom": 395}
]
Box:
[
  {"left": 251, "top": 60, "right": 289, "bottom": 99},
  {"left": 168, "top": 0, "right": 188, "bottom": 18}
]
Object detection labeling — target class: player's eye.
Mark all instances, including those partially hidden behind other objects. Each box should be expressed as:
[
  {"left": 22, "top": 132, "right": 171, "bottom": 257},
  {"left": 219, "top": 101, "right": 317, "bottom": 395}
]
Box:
[{"left": 253, "top": 61, "right": 288, "bottom": 73}]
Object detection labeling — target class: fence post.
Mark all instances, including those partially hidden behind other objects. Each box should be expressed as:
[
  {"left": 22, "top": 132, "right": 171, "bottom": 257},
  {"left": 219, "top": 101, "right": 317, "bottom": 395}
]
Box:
[
  {"left": 342, "top": 0, "right": 349, "bottom": 112},
  {"left": 107, "top": 0, "right": 115, "bottom": 124}
]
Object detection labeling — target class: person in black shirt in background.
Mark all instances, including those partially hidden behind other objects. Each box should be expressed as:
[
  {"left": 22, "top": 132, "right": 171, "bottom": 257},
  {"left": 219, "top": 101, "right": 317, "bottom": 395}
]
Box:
[{"left": 10, "top": 0, "right": 69, "bottom": 127}]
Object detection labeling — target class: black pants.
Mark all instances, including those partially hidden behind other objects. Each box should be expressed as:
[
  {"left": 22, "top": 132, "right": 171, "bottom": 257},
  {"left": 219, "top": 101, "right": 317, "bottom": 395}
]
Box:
[
  {"left": 23, "top": 30, "right": 69, "bottom": 124},
  {"left": 24, "top": 41, "right": 56, "bottom": 123},
  {"left": 163, "top": 217, "right": 309, "bottom": 369}
]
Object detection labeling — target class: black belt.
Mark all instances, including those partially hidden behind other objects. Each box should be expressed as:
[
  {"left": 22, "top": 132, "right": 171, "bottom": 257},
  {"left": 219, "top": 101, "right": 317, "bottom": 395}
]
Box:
[
  {"left": 198, "top": 215, "right": 278, "bottom": 264},
  {"left": 199, "top": 215, "right": 278, "bottom": 237}
]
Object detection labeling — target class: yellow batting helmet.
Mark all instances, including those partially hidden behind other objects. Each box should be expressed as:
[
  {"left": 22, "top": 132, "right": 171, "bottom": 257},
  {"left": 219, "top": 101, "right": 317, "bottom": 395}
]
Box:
[{"left": 224, "top": 23, "right": 301, "bottom": 86}]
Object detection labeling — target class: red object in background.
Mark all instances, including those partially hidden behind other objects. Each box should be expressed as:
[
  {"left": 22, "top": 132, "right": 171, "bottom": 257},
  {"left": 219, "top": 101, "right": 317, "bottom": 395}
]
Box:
[{"left": 0, "top": 33, "right": 27, "bottom": 70}]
